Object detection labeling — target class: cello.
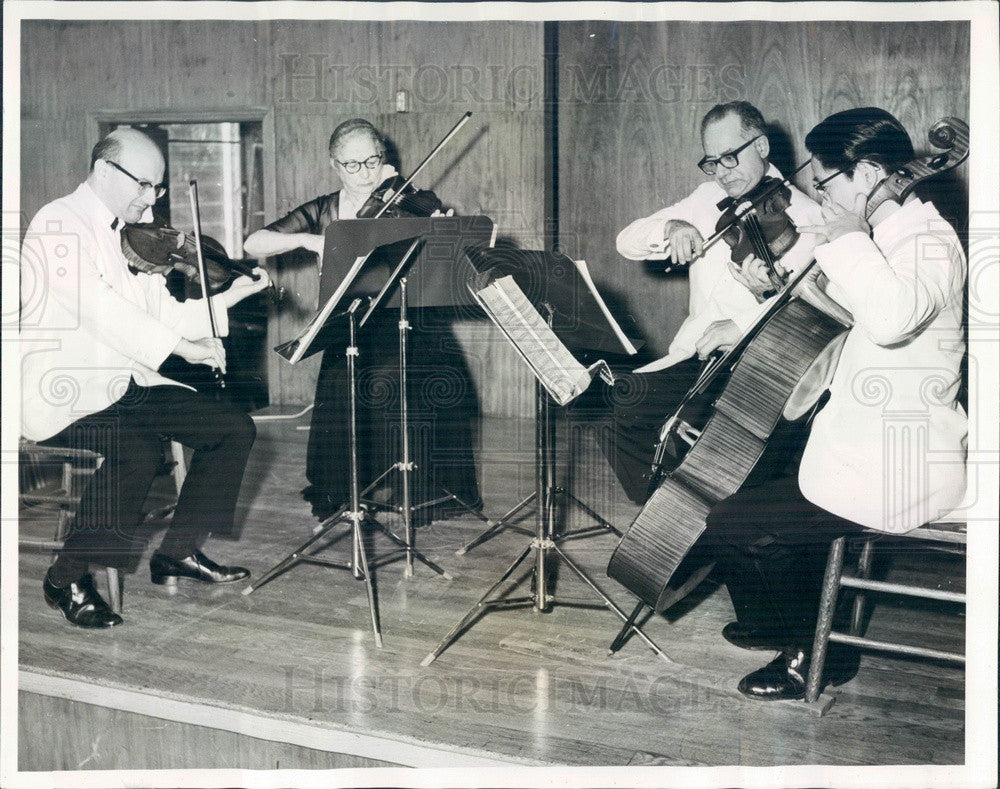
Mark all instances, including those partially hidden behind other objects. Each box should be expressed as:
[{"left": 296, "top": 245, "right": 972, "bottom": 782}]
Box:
[{"left": 606, "top": 117, "right": 970, "bottom": 616}]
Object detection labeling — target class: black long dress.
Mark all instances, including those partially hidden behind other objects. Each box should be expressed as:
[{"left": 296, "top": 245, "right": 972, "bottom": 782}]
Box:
[{"left": 264, "top": 192, "right": 481, "bottom": 518}]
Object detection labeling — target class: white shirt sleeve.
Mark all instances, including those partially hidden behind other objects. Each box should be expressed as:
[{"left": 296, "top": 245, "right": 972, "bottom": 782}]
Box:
[
  {"left": 615, "top": 183, "right": 716, "bottom": 261},
  {"left": 143, "top": 272, "right": 230, "bottom": 341},
  {"left": 815, "top": 227, "right": 962, "bottom": 346}
]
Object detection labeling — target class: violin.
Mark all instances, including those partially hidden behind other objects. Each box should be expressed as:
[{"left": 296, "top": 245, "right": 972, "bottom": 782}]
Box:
[
  {"left": 714, "top": 176, "right": 799, "bottom": 291},
  {"left": 356, "top": 174, "right": 443, "bottom": 219},
  {"left": 122, "top": 222, "right": 282, "bottom": 300},
  {"left": 662, "top": 159, "right": 812, "bottom": 286}
]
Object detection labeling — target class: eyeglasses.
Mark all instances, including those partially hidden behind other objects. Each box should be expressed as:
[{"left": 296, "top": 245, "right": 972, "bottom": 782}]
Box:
[
  {"left": 697, "top": 135, "right": 763, "bottom": 175},
  {"left": 812, "top": 166, "right": 850, "bottom": 194},
  {"left": 104, "top": 160, "right": 167, "bottom": 198},
  {"left": 334, "top": 154, "right": 383, "bottom": 174}
]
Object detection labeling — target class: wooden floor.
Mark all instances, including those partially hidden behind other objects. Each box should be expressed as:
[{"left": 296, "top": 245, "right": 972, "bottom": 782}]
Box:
[{"left": 17, "top": 413, "right": 967, "bottom": 771}]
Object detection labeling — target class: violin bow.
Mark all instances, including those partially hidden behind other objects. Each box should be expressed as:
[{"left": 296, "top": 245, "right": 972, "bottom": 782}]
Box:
[
  {"left": 369, "top": 111, "right": 473, "bottom": 219},
  {"left": 188, "top": 180, "right": 225, "bottom": 389}
]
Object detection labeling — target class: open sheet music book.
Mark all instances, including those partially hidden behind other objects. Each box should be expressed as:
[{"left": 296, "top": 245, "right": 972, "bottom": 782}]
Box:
[{"left": 471, "top": 274, "right": 616, "bottom": 406}]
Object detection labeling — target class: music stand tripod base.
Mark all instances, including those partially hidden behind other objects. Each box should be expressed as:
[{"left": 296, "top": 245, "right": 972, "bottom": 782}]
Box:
[
  {"left": 422, "top": 381, "right": 671, "bottom": 667},
  {"left": 245, "top": 303, "right": 383, "bottom": 646},
  {"left": 454, "top": 487, "right": 621, "bottom": 556}
]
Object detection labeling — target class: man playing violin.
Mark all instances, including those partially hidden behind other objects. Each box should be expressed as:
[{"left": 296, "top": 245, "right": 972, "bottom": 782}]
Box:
[
  {"left": 605, "top": 101, "right": 822, "bottom": 502},
  {"left": 21, "top": 127, "right": 272, "bottom": 628},
  {"left": 689, "top": 107, "right": 968, "bottom": 699}
]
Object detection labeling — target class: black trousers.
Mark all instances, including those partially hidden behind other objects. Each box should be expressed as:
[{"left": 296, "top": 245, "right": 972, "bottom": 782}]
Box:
[
  {"left": 42, "top": 380, "right": 256, "bottom": 569},
  {"left": 690, "top": 473, "right": 866, "bottom": 646},
  {"left": 596, "top": 358, "right": 703, "bottom": 503}
]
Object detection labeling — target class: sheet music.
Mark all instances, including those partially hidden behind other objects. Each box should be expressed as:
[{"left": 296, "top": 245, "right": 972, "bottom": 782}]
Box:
[
  {"left": 572, "top": 259, "right": 639, "bottom": 355},
  {"left": 472, "top": 275, "right": 611, "bottom": 406}
]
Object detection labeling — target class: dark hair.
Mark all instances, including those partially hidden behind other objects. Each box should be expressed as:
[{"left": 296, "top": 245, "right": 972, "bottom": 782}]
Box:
[
  {"left": 805, "top": 107, "right": 915, "bottom": 176},
  {"left": 700, "top": 101, "right": 767, "bottom": 139},
  {"left": 89, "top": 135, "right": 123, "bottom": 171},
  {"left": 328, "top": 118, "right": 384, "bottom": 157}
]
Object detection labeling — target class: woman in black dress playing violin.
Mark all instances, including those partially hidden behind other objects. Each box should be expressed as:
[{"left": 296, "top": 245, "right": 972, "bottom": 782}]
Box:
[{"left": 244, "top": 119, "right": 481, "bottom": 518}]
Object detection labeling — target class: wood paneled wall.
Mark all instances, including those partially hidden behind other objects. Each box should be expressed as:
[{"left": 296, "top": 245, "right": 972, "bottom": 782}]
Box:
[
  {"left": 20, "top": 20, "right": 970, "bottom": 410},
  {"left": 20, "top": 20, "right": 544, "bottom": 413},
  {"left": 557, "top": 21, "right": 970, "bottom": 358}
]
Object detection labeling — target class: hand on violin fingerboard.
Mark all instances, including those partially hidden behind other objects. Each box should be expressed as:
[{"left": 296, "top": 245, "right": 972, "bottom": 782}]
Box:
[
  {"left": 729, "top": 254, "right": 787, "bottom": 303},
  {"left": 222, "top": 267, "right": 271, "bottom": 308},
  {"left": 663, "top": 220, "right": 704, "bottom": 267},
  {"left": 798, "top": 193, "right": 871, "bottom": 245}
]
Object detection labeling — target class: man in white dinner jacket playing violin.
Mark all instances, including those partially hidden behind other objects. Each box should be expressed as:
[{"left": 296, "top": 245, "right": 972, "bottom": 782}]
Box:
[
  {"left": 21, "top": 127, "right": 270, "bottom": 628},
  {"left": 605, "top": 101, "right": 821, "bottom": 503}
]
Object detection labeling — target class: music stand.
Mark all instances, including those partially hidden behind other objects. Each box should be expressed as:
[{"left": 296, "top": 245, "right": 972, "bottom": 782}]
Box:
[
  {"left": 351, "top": 216, "right": 497, "bottom": 561},
  {"left": 245, "top": 217, "right": 493, "bottom": 644},
  {"left": 454, "top": 249, "right": 639, "bottom": 554},
  {"left": 422, "top": 249, "right": 670, "bottom": 666}
]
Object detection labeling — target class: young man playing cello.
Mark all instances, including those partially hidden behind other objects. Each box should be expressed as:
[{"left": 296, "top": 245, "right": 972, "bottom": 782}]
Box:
[{"left": 690, "top": 107, "right": 967, "bottom": 700}]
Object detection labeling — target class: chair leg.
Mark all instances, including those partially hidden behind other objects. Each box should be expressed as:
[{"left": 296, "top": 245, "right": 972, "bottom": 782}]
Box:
[
  {"left": 60, "top": 458, "right": 73, "bottom": 494},
  {"left": 850, "top": 538, "right": 874, "bottom": 636},
  {"left": 51, "top": 459, "right": 74, "bottom": 543},
  {"left": 806, "top": 536, "right": 846, "bottom": 703},
  {"left": 55, "top": 510, "right": 72, "bottom": 544},
  {"left": 105, "top": 567, "right": 123, "bottom": 615}
]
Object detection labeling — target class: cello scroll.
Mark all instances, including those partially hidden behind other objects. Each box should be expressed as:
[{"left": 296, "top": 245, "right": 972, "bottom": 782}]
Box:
[{"left": 864, "top": 117, "right": 969, "bottom": 219}]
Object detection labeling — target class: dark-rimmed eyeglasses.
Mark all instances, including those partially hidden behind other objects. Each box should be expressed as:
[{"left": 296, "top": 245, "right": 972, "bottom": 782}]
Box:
[
  {"left": 104, "top": 160, "right": 167, "bottom": 198},
  {"left": 812, "top": 166, "right": 850, "bottom": 194},
  {"left": 697, "top": 135, "right": 763, "bottom": 175},
  {"left": 334, "top": 154, "right": 383, "bottom": 174}
]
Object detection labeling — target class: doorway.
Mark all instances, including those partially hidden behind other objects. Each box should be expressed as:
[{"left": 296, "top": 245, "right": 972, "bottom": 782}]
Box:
[{"left": 98, "top": 119, "right": 269, "bottom": 411}]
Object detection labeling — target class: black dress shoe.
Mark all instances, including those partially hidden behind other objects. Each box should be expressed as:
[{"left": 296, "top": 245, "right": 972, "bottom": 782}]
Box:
[
  {"left": 738, "top": 646, "right": 860, "bottom": 701},
  {"left": 722, "top": 621, "right": 785, "bottom": 650},
  {"left": 43, "top": 570, "right": 122, "bottom": 629},
  {"left": 150, "top": 550, "right": 250, "bottom": 585},
  {"left": 738, "top": 648, "right": 809, "bottom": 701}
]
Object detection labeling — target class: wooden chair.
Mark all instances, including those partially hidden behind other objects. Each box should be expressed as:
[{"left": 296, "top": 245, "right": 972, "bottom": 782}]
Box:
[
  {"left": 19, "top": 438, "right": 188, "bottom": 614},
  {"left": 805, "top": 519, "right": 966, "bottom": 706}
]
